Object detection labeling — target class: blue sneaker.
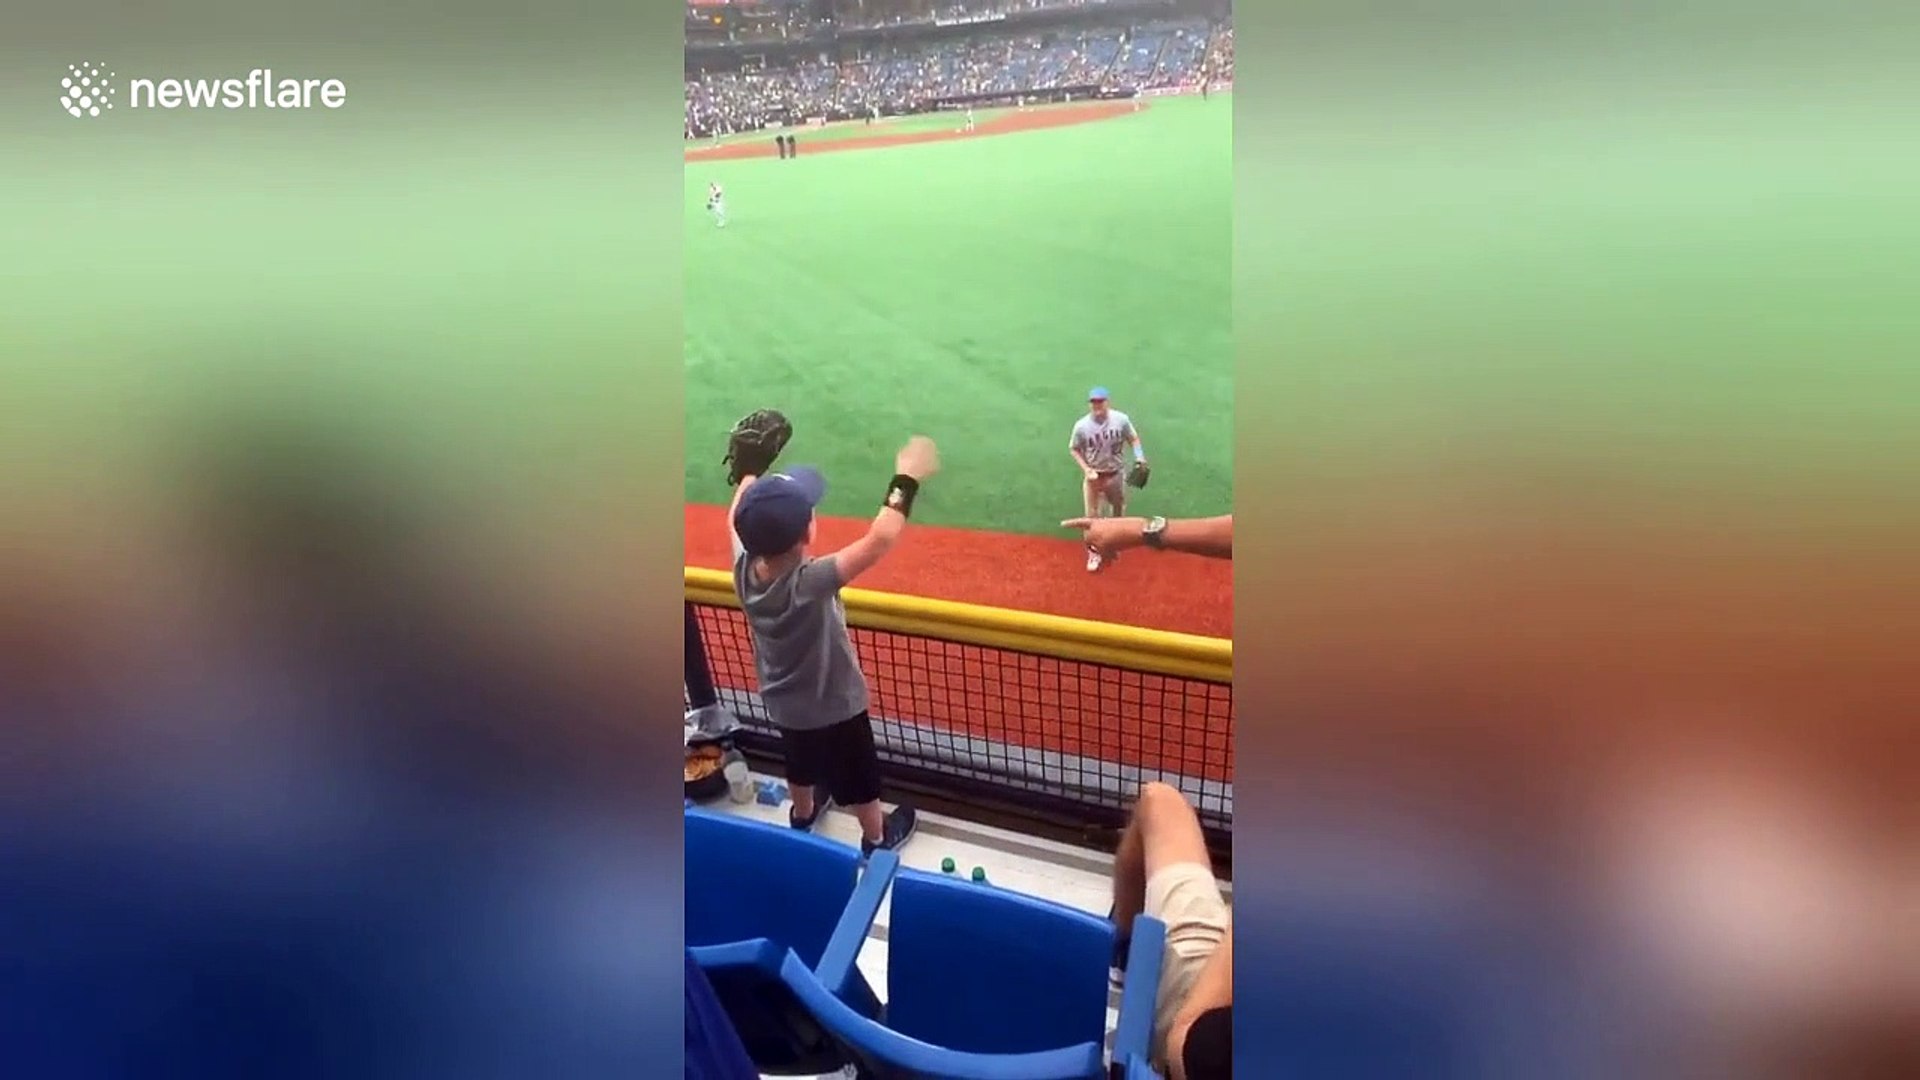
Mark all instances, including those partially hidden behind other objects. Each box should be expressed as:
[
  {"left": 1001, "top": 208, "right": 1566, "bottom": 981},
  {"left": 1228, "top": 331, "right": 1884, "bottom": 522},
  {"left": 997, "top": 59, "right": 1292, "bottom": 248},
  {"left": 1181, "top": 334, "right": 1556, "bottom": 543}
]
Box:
[
  {"left": 860, "top": 805, "right": 917, "bottom": 858},
  {"left": 789, "top": 790, "right": 833, "bottom": 832}
]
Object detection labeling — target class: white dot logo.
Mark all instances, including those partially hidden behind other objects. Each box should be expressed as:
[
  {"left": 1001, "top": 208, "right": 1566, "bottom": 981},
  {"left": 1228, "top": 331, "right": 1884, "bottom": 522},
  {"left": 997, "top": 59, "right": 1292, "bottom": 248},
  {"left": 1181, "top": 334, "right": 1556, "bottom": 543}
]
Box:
[{"left": 59, "top": 61, "right": 115, "bottom": 118}]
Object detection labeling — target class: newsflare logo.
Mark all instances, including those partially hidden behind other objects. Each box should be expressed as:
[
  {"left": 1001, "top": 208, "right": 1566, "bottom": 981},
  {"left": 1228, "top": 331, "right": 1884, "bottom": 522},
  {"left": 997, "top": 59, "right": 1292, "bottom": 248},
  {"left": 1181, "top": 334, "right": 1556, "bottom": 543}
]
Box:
[
  {"left": 59, "top": 61, "right": 115, "bottom": 117},
  {"left": 59, "top": 60, "right": 348, "bottom": 119}
]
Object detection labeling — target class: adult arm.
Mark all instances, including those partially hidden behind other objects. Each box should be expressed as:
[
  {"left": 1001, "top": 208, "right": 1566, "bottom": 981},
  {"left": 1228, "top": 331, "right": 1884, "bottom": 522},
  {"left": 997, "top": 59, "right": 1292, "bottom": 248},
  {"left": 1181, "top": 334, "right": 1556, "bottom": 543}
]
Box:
[
  {"left": 1156, "top": 514, "right": 1229, "bottom": 558},
  {"left": 1061, "top": 514, "right": 1233, "bottom": 560}
]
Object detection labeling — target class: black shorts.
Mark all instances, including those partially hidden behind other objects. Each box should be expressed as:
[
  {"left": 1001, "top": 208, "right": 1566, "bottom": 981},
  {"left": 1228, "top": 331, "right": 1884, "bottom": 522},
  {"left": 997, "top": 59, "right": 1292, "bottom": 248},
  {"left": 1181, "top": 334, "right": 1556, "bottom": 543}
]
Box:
[{"left": 779, "top": 711, "right": 883, "bottom": 807}]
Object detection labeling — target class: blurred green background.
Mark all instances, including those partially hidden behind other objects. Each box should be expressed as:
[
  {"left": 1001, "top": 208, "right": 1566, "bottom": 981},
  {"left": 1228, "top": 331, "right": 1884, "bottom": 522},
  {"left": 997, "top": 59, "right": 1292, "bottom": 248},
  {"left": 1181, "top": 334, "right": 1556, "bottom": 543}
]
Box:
[
  {"left": 7, "top": 125, "right": 660, "bottom": 501},
  {"left": 2, "top": 21, "right": 679, "bottom": 523}
]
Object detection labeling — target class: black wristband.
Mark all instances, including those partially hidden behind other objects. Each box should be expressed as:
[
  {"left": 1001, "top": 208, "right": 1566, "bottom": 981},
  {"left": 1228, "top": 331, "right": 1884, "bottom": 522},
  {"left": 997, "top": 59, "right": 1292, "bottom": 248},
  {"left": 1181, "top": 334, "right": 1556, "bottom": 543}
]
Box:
[{"left": 883, "top": 474, "right": 920, "bottom": 517}]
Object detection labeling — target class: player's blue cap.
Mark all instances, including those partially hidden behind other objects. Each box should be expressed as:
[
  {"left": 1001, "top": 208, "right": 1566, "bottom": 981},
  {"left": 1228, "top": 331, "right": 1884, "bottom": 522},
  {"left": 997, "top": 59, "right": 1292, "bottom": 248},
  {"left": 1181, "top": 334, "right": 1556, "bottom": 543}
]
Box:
[
  {"left": 1088, "top": 386, "right": 1110, "bottom": 401},
  {"left": 733, "top": 467, "right": 827, "bottom": 557}
]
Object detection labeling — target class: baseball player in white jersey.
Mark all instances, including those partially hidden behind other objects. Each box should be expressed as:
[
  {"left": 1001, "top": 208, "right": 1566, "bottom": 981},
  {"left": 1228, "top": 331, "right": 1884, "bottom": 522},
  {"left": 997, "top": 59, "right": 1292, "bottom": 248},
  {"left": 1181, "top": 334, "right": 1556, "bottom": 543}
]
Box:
[
  {"left": 1069, "top": 386, "right": 1146, "bottom": 573},
  {"left": 706, "top": 181, "right": 727, "bottom": 228}
]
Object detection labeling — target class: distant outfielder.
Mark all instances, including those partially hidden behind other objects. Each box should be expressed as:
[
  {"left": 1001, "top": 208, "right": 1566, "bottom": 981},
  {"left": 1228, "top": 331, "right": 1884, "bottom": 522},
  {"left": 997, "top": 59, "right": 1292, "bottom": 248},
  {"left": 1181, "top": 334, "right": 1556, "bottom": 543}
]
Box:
[
  {"left": 964, "top": 105, "right": 976, "bottom": 132},
  {"left": 1068, "top": 386, "right": 1147, "bottom": 573},
  {"left": 706, "top": 181, "right": 727, "bottom": 228}
]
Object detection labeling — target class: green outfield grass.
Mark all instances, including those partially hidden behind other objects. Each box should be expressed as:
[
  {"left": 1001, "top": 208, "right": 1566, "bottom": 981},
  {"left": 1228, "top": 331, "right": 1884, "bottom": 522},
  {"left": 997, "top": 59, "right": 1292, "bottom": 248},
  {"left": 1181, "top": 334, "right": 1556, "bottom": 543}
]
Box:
[{"left": 685, "top": 94, "right": 1232, "bottom": 535}]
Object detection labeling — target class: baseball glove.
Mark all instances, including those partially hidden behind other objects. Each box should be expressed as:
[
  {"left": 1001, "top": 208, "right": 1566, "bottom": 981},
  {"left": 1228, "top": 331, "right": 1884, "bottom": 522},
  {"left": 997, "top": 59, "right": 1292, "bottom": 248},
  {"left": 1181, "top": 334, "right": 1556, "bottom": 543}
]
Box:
[
  {"left": 723, "top": 409, "right": 792, "bottom": 486},
  {"left": 1127, "top": 459, "right": 1151, "bottom": 489}
]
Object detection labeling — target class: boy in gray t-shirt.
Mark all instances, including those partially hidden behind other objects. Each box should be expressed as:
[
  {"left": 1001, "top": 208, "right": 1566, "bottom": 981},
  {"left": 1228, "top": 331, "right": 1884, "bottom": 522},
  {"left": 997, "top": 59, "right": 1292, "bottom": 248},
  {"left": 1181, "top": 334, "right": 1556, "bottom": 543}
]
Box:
[{"left": 727, "top": 435, "right": 939, "bottom": 857}]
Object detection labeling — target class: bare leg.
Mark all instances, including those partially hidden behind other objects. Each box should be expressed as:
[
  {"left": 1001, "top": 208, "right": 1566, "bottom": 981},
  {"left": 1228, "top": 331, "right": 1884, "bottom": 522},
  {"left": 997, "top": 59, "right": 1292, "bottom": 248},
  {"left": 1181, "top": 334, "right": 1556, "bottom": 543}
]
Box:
[
  {"left": 790, "top": 786, "right": 816, "bottom": 818},
  {"left": 1113, "top": 804, "right": 1149, "bottom": 937},
  {"left": 1113, "top": 782, "right": 1213, "bottom": 937},
  {"left": 849, "top": 800, "right": 884, "bottom": 844}
]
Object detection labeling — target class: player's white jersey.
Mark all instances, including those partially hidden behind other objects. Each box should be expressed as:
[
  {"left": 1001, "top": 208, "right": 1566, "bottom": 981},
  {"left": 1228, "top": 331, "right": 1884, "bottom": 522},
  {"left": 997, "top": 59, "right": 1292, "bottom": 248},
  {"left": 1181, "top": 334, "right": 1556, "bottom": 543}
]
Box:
[{"left": 1070, "top": 410, "right": 1135, "bottom": 473}]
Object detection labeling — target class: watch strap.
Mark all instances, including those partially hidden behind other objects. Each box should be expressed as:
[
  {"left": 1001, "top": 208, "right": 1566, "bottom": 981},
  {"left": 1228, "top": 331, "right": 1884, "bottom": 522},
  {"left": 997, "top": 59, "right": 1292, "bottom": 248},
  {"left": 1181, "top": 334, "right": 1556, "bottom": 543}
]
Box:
[{"left": 1143, "top": 516, "right": 1168, "bottom": 549}]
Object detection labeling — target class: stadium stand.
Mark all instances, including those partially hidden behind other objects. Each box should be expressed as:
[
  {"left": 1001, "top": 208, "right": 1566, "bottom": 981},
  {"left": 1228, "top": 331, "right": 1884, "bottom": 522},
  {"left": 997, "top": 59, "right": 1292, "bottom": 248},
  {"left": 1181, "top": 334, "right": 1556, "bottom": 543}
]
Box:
[
  {"left": 685, "top": 0, "right": 1232, "bottom": 138},
  {"left": 684, "top": 803, "right": 1180, "bottom": 1078}
]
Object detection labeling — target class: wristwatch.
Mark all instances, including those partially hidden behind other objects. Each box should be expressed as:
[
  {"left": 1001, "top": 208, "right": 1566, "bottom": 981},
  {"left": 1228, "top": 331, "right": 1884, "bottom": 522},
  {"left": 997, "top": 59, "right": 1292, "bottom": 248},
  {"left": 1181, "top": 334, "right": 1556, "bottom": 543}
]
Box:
[{"left": 1142, "top": 516, "right": 1168, "bottom": 550}]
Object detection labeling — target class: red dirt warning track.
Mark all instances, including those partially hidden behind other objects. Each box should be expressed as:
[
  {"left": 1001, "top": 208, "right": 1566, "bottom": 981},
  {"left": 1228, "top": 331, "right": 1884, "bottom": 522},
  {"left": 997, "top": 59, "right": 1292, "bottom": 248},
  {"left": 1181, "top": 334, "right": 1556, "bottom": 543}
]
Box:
[
  {"left": 684, "top": 503, "right": 1231, "bottom": 637},
  {"left": 686, "top": 101, "right": 1137, "bottom": 162}
]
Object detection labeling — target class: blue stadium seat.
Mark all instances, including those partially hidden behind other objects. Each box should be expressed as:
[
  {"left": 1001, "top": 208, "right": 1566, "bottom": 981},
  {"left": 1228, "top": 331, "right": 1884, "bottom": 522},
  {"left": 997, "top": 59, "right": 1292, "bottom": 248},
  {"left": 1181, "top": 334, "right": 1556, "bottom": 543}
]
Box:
[
  {"left": 685, "top": 809, "right": 896, "bottom": 1074},
  {"left": 777, "top": 867, "right": 1125, "bottom": 1080},
  {"left": 1108, "top": 916, "right": 1168, "bottom": 1079}
]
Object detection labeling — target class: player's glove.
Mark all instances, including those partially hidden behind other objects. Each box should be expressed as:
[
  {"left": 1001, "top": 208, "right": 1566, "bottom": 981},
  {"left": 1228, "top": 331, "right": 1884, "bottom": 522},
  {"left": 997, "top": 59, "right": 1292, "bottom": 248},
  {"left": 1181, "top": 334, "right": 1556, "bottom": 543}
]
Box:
[
  {"left": 723, "top": 408, "right": 793, "bottom": 487},
  {"left": 1127, "top": 459, "right": 1151, "bottom": 489}
]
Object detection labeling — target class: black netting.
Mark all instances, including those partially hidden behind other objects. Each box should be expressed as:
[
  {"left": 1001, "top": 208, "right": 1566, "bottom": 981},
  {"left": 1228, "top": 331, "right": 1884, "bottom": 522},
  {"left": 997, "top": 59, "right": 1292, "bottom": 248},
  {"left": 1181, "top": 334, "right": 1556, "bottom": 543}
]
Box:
[{"left": 686, "top": 600, "right": 1232, "bottom": 837}]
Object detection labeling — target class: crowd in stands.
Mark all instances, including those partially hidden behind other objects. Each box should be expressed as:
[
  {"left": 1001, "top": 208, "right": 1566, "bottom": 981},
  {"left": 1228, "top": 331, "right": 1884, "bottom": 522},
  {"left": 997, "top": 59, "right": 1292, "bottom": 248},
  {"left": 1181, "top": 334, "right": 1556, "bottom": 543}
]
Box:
[
  {"left": 716, "top": 6, "right": 817, "bottom": 43},
  {"left": 1204, "top": 21, "right": 1233, "bottom": 83},
  {"left": 686, "top": 18, "right": 1228, "bottom": 137},
  {"left": 689, "top": 0, "right": 1133, "bottom": 45},
  {"left": 832, "top": 0, "right": 1122, "bottom": 31}
]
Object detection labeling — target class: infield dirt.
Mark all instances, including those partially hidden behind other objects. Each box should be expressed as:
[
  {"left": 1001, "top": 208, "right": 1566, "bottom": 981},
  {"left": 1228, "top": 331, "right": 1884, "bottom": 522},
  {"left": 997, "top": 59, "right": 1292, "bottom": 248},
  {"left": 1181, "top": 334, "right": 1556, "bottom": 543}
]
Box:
[{"left": 685, "top": 101, "right": 1139, "bottom": 162}]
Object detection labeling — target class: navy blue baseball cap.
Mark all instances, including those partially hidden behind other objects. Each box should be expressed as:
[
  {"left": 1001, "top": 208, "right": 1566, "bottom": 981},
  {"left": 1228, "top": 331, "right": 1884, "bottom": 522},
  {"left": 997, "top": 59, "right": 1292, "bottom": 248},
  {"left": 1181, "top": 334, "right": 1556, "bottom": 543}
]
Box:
[
  {"left": 1088, "top": 386, "right": 1110, "bottom": 401},
  {"left": 733, "top": 467, "right": 827, "bottom": 556}
]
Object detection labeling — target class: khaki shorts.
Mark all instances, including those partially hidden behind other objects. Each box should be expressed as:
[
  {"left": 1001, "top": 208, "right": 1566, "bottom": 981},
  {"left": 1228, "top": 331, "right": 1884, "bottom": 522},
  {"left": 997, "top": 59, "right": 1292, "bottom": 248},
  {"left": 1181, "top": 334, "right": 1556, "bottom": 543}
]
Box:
[{"left": 1146, "top": 862, "right": 1230, "bottom": 1068}]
